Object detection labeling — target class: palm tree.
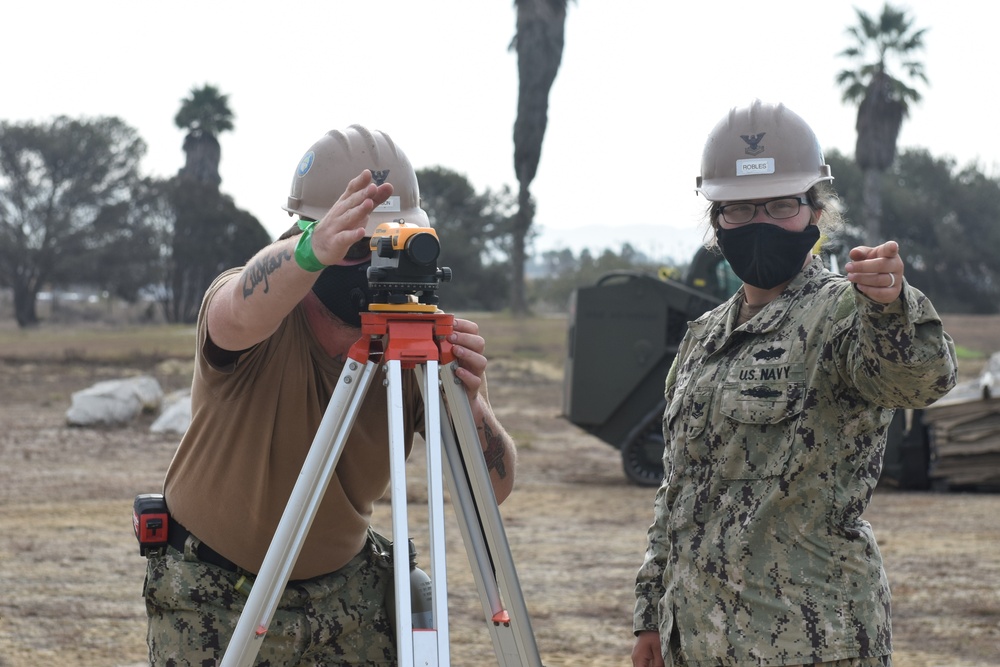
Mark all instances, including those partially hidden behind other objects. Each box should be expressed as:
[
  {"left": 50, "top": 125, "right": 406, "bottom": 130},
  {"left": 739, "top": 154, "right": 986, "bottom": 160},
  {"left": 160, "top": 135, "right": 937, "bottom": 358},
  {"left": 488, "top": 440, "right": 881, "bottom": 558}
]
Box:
[
  {"left": 836, "top": 3, "right": 928, "bottom": 241},
  {"left": 174, "top": 84, "right": 235, "bottom": 188},
  {"left": 170, "top": 84, "right": 243, "bottom": 323},
  {"left": 509, "top": 0, "right": 568, "bottom": 315}
]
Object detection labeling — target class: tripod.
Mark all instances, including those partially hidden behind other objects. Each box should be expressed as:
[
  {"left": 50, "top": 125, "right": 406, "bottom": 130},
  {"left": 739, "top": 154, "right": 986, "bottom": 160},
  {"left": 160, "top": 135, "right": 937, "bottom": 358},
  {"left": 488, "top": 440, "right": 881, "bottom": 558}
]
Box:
[{"left": 219, "top": 309, "right": 543, "bottom": 667}]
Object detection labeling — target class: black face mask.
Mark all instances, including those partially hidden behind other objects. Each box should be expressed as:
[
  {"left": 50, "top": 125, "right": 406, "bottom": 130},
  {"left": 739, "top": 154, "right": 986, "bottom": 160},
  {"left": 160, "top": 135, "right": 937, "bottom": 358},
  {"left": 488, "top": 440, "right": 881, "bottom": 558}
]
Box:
[
  {"left": 311, "top": 262, "right": 373, "bottom": 328},
  {"left": 716, "top": 223, "right": 820, "bottom": 290}
]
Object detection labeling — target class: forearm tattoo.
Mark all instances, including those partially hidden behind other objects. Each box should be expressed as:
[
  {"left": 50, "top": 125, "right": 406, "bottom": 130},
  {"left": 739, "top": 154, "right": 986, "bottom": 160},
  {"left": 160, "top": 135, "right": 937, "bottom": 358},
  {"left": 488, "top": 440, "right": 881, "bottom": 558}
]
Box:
[
  {"left": 480, "top": 420, "right": 507, "bottom": 478},
  {"left": 242, "top": 249, "right": 293, "bottom": 299}
]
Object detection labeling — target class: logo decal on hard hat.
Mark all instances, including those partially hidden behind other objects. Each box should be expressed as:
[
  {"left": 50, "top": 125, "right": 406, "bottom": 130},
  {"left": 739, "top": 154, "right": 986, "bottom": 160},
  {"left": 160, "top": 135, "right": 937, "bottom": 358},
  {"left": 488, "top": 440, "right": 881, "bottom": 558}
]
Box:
[
  {"left": 370, "top": 169, "right": 390, "bottom": 185},
  {"left": 740, "top": 133, "right": 766, "bottom": 156},
  {"left": 297, "top": 152, "right": 315, "bottom": 177}
]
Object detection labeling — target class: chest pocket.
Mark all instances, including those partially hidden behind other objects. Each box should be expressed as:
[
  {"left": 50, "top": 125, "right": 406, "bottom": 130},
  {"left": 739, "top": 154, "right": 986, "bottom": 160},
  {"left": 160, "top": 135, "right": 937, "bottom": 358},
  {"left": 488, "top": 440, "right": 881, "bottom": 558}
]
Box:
[
  {"left": 718, "top": 379, "right": 804, "bottom": 480},
  {"left": 664, "top": 386, "right": 713, "bottom": 477}
]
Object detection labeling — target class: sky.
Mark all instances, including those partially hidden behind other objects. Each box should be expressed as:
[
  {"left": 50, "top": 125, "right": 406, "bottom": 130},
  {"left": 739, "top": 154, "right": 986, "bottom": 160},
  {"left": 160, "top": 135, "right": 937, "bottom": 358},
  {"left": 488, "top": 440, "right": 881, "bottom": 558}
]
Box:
[{"left": 5, "top": 0, "right": 999, "bottom": 264}]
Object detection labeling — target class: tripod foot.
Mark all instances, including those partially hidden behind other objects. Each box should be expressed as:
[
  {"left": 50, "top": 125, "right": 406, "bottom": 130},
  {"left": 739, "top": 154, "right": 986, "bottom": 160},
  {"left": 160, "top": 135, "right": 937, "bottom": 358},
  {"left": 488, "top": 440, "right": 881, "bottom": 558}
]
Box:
[{"left": 492, "top": 610, "right": 511, "bottom": 625}]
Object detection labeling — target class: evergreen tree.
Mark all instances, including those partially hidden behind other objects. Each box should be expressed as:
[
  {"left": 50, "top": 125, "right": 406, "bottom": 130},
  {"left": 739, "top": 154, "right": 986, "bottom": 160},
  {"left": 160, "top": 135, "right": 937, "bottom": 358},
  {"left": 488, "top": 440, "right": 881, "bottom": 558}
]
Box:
[{"left": 0, "top": 116, "right": 147, "bottom": 326}]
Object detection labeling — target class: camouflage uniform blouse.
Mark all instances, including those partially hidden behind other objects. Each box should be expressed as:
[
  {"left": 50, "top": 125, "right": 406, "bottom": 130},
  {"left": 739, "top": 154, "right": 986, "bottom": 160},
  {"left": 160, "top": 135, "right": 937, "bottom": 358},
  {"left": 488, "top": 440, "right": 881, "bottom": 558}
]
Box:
[{"left": 633, "top": 257, "right": 957, "bottom": 666}]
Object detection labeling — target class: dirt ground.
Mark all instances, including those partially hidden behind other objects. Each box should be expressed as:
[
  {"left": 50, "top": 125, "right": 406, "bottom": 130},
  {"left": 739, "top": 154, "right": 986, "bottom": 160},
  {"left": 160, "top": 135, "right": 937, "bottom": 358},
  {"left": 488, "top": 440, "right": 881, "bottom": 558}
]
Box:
[{"left": 1, "top": 314, "right": 999, "bottom": 667}]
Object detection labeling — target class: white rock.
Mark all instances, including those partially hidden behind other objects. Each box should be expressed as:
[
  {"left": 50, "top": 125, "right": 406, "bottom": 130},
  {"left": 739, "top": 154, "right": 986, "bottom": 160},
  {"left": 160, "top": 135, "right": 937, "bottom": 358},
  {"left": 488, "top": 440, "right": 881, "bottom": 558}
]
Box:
[
  {"left": 978, "top": 351, "right": 1000, "bottom": 399},
  {"left": 151, "top": 390, "right": 192, "bottom": 435},
  {"left": 65, "top": 376, "right": 163, "bottom": 426}
]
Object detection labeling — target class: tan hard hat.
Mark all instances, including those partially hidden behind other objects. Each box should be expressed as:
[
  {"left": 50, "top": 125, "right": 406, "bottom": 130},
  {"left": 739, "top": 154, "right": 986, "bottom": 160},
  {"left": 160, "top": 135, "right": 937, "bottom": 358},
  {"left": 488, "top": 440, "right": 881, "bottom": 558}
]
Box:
[
  {"left": 695, "top": 100, "right": 833, "bottom": 201},
  {"left": 282, "top": 124, "right": 429, "bottom": 234}
]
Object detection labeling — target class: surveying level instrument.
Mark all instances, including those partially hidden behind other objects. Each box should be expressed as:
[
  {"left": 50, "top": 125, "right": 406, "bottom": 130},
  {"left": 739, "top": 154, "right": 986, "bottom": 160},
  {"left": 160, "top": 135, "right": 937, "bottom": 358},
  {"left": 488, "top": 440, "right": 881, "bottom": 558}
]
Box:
[{"left": 220, "top": 222, "right": 542, "bottom": 667}]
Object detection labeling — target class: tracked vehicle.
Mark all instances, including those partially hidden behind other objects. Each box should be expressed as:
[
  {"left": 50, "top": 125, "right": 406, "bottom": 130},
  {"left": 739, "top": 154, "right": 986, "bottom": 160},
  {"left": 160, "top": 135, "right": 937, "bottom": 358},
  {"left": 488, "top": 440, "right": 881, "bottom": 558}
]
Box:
[{"left": 562, "top": 248, "right": 940, "bottom": 488}]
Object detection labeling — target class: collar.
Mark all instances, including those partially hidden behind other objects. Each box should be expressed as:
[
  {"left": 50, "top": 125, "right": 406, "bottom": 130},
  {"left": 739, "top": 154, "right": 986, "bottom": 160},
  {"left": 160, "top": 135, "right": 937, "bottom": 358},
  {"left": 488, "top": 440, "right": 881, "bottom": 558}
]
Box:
[{"left": 689, "top": 255, "right": 828, "bottom": 355}]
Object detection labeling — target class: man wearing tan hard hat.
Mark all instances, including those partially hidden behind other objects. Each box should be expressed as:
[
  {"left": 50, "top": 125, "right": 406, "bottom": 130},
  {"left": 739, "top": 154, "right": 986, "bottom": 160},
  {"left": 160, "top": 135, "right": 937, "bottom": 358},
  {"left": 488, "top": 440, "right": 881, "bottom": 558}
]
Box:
[{"left": 142, "top": 125, "right": 517, "bottom": 665}]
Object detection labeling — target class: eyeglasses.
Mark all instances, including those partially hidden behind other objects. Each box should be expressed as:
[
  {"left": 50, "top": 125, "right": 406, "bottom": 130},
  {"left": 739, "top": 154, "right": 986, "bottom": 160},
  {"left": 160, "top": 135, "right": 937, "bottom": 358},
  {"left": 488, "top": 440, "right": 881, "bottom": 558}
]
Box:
[{"left": 718, "top": 196, "right": 810, "bottom": 225}]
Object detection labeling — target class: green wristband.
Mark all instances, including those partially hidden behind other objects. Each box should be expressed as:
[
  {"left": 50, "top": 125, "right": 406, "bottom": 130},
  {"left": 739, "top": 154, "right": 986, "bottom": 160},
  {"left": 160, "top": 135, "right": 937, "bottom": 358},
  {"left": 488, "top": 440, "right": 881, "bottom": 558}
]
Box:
[{"left": 293, "top": 220, "right": 326, "bottom": 272}]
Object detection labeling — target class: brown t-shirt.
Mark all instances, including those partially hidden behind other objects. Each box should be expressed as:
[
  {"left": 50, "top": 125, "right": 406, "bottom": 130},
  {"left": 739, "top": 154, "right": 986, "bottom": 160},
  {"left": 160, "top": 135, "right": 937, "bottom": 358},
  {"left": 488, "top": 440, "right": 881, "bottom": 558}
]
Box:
[{"left": 164, "top": 269, "right": 423, "bottom": 579}]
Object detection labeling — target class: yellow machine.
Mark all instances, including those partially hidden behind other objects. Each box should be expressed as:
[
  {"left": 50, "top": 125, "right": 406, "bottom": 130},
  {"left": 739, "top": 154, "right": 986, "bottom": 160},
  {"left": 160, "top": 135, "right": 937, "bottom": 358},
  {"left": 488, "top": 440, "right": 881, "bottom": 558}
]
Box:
[{"left": 367, "top": 221, "right": 453, "bottom": 314}]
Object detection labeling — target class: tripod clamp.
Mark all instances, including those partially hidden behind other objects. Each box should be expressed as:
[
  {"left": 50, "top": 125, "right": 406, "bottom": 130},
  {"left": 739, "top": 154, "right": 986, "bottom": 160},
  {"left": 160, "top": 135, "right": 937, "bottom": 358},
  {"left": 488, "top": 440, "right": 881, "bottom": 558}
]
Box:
[{"left": 349, "top": 310, "right": 457, "bottom": 369}]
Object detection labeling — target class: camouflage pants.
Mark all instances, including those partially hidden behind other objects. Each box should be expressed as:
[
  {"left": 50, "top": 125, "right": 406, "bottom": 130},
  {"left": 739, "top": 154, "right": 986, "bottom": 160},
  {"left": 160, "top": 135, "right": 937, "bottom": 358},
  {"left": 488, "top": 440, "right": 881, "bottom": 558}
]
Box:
[
  {"left": 663, "top": 629, "right": 892, "bottom": 667},
  {"left": 667, "top": 649, "right": 892, "bottom": 667},
  {"left": 144, "top": 531, "right": 396, "bottom": 666},
  {"left": 665, "top": 648, "right": 892, "bottom": 667}
]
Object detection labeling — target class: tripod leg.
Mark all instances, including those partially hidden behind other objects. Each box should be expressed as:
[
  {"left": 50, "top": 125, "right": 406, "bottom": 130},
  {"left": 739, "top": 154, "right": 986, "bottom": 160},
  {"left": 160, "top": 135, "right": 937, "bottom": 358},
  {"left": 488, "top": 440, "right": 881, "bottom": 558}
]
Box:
[
  {"left": 420, "top": 361, "right": 451, "bottom": 662},
  {"left": 219, "top": 358, "right": 378, "bottom": 667},
  {"left": 437, "top": 362, "right": 544, "bottom": 667},
  {"left": 390, "top": 361, "right": 451, "bottom": 666}
]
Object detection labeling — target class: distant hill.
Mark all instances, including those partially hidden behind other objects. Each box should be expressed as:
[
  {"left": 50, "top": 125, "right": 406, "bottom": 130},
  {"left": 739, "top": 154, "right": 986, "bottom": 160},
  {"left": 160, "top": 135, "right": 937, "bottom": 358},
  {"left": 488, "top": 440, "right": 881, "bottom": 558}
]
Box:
[{"left": 530, "top": 222, "right": 707, "bottom": 265}]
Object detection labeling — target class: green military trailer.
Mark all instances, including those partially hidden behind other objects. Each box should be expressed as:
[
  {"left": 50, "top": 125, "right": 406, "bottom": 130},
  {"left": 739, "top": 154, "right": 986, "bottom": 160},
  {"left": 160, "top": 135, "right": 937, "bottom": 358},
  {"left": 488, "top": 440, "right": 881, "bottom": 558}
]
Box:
[{"left": 562, "top": 248, "right": 934, "bottom": 488}]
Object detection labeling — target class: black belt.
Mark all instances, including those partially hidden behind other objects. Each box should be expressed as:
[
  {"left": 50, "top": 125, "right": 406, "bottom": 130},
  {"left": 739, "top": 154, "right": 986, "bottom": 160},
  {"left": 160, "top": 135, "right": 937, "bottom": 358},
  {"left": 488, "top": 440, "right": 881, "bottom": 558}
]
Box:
[{"left": 168, "top": 517, "right": 242, "bottom": 574}]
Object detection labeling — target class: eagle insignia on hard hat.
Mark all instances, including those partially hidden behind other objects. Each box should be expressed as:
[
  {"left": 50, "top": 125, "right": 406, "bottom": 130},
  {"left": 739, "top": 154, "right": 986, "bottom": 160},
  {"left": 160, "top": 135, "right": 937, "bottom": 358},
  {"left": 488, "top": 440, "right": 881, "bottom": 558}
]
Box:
[{"left": 740, "top": 133, "right": 766, "bottom": 156}]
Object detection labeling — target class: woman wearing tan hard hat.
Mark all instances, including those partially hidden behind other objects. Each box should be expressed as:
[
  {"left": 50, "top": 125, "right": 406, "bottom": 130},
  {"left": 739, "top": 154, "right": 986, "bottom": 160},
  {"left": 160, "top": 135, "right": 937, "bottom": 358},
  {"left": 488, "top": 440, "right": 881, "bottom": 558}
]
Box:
[{"left": 631, "top": 100, "right": 957, "bottom": 667}]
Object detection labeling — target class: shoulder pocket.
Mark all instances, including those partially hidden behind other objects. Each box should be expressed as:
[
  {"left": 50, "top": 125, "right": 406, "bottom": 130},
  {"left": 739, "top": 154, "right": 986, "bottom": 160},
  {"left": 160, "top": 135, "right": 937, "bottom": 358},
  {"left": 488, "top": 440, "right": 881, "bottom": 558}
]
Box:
[{"left": 665, "top": 386, "right": 713, "bottom": 441}]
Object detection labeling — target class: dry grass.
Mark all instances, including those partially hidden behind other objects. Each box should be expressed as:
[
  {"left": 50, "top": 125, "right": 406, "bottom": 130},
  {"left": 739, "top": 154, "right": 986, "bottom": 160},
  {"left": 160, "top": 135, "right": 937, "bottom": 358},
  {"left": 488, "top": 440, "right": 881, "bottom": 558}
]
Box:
[{"left": 1, "top": 313, "right": 998, "bottom": 667}]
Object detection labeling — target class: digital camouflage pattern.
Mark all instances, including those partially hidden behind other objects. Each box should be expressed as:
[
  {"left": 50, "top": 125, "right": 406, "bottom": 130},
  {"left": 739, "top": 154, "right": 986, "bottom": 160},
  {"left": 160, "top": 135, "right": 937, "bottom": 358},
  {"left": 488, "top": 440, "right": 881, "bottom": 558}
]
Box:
[
  {"left": 634, "top": 257, "right": 957, "bottom": 666},
  {"left": 145, "top": 531, "right": 397, "bottom": 666}
]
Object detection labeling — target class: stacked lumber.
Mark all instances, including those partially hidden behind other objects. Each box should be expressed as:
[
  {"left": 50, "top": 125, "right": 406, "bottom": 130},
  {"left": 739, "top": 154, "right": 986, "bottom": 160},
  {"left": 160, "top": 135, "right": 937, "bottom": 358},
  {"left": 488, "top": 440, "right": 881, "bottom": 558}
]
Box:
[{"left": 922, "top": 395, "right": 1000, "bottom": 489}]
